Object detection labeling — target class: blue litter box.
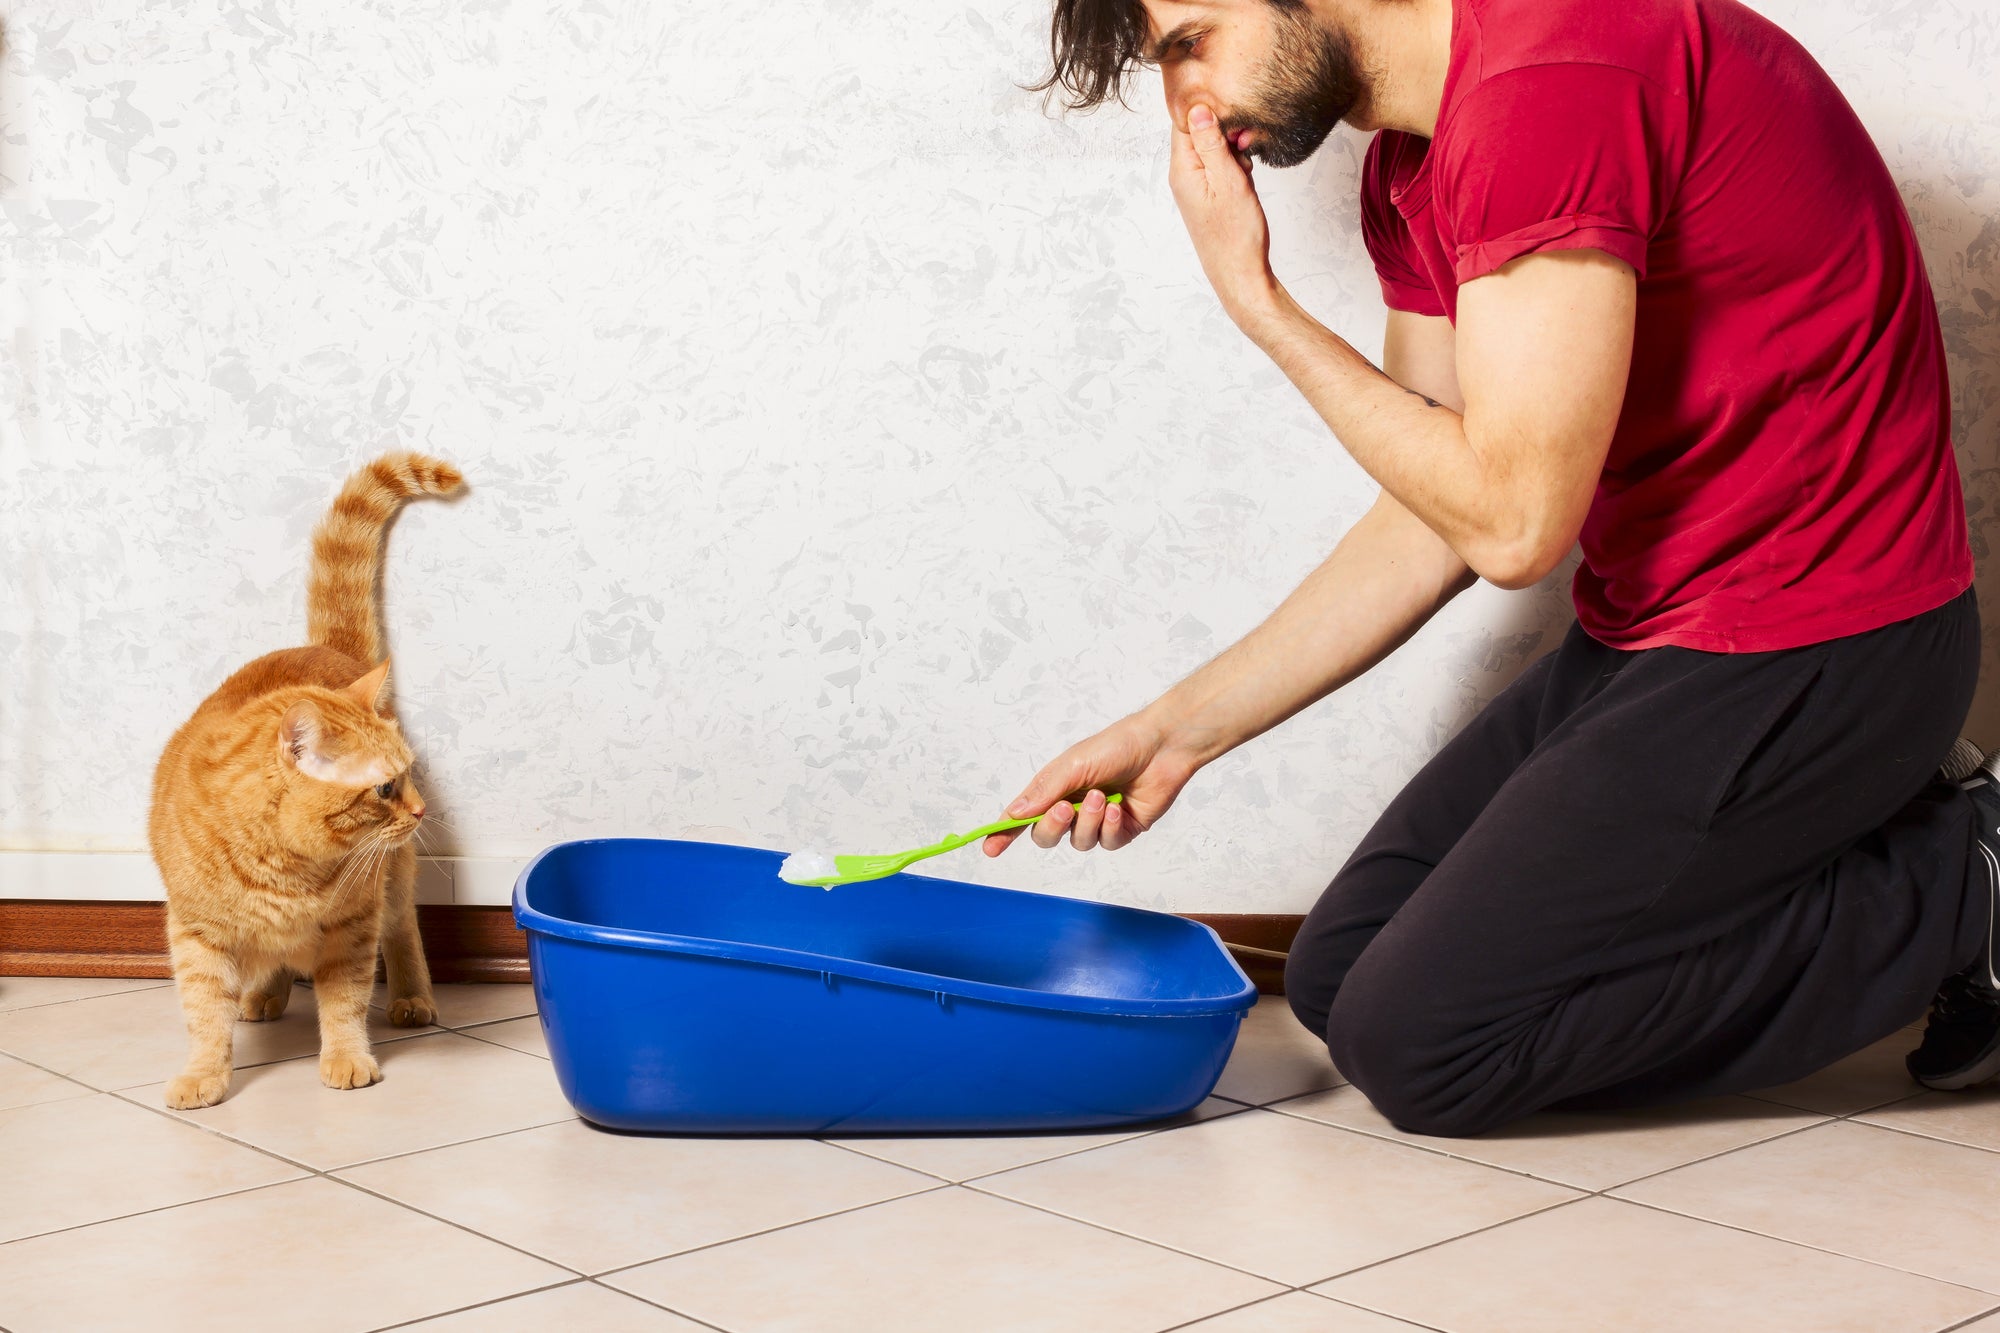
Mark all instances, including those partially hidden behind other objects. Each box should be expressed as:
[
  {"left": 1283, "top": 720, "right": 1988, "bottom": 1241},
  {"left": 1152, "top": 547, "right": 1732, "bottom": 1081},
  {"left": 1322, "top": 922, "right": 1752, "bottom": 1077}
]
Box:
[{"left": 512, "top": 838, "right": 1258, "bottom": 1134}]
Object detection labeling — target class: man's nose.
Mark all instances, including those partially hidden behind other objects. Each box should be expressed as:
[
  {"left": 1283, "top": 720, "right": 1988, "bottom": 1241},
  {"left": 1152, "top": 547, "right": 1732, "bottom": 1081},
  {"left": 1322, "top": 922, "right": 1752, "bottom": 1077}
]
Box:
[
  {"left": 1162, "top": 73, "right": 1197, "bottom": 132},
  {"left": 1164, "top": 87, "right": 1214, "bottom": 136}
]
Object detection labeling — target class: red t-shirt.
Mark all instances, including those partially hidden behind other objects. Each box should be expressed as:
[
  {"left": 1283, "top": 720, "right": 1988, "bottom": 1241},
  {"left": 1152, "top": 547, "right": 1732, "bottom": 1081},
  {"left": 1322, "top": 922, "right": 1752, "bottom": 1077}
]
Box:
[{"left": 1360, "top": 0, "right": 1970, "bottom": 651}]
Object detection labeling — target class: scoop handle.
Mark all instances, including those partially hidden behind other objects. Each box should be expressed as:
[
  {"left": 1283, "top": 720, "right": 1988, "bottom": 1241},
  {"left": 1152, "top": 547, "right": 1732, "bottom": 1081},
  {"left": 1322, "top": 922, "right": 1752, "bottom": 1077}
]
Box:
[{"left": 960, "top": 793, "right": 1124, "bottom": 843}]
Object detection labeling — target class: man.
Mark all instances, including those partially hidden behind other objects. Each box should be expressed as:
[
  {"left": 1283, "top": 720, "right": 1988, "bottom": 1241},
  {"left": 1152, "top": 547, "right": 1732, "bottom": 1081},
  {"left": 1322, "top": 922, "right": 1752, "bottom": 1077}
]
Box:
[{"left": 984, "top": 0, "right": 2000, "bottom": 1136}]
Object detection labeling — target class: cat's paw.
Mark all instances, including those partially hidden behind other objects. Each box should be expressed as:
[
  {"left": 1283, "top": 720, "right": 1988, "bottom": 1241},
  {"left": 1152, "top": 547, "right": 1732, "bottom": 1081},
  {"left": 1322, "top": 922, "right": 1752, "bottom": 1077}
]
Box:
[
  {"left": 165, "top": 1071, "right": 231, "bottom": 1109},
  {"left": 239, "top": 990, "right": 290, "bottom": 1022},
  {"left": 387, "top": 994, "right": 436, "bottom": 1028},
  {"left": 320, "top": 1051, "right": 382, "bottom": 1090}
]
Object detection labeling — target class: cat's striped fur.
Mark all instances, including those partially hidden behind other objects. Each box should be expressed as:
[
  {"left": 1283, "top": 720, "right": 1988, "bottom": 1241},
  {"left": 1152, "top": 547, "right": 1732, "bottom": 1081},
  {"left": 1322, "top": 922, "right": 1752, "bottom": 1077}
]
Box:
[{"left": 148, "top": 452, "right": 462, "bottom": 1109}]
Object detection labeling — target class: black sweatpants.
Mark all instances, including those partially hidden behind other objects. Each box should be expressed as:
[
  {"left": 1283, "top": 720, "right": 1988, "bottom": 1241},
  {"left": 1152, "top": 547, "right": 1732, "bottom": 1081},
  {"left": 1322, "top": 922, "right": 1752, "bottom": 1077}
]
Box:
[{"left": 1285, "top": 587, "right": 1989, "bottom": 1138}]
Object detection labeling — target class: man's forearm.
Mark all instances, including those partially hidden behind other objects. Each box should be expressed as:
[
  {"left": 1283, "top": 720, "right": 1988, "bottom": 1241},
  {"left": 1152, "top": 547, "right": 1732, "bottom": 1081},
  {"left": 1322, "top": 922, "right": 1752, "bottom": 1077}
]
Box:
[
  {"left": 1142, "top": 491, "right": 1477, "bottom": 771},
  {"left": 1237, "top": 286, "right": 1539, "bottom": 585}
]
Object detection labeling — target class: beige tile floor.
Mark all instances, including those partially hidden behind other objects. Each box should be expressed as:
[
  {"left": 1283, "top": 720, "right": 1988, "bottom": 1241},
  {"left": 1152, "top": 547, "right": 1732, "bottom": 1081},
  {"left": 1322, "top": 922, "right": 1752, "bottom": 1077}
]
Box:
[{"left": 1, "top": 977, "right": 1996, "bottom": 1332}]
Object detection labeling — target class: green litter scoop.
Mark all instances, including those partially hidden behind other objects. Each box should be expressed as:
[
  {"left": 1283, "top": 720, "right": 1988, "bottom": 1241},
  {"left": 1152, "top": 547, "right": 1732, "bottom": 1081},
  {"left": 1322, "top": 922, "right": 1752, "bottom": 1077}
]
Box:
[{"left": 778, "top": 794, "right": 1125, "bottom": 889}]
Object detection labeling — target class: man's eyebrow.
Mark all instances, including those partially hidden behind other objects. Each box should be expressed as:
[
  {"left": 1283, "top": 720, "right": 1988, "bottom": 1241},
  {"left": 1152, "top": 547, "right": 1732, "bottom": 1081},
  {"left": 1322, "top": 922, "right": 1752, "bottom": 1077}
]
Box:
[{"left": 1144, "top": 20, "right": 1201, "bottom": 62}]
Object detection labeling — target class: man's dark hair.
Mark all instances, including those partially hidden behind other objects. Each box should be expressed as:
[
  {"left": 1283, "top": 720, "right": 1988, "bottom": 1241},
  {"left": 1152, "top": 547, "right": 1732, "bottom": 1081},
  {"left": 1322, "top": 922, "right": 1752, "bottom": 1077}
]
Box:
[
  {"left": 1028, "top": 0, "right": 1153, "bottom": 112},
  {"left": 1030, "top": 0, "right": 1310, "bottom": 113}
]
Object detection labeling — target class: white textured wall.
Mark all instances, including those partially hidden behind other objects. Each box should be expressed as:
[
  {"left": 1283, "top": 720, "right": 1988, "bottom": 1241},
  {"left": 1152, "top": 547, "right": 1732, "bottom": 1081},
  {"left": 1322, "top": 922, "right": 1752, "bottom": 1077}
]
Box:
[{"left": 3, "top": 1, "right": 1996, "bottom": 912}]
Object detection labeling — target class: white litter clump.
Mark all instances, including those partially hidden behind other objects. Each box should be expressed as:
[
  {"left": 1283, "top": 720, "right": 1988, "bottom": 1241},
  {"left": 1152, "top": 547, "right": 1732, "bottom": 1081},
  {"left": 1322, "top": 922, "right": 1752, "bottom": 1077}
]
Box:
[{"left": 778, "top": 849, "right": 841, "bottom": 888}]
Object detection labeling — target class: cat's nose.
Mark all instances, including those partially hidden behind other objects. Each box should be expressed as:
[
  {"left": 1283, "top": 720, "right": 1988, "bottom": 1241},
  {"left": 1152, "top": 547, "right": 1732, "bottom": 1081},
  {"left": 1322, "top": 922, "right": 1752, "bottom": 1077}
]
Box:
[{"left": 409, "top": 801, "right": 426, "bottom": 821}]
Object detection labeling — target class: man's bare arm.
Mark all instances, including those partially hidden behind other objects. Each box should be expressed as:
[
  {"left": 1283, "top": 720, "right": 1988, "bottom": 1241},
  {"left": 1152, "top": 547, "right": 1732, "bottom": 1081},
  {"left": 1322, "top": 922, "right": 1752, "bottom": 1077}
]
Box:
[
  {"left": 1245, "top": 252, "right": 1633, "bottom": 587},
  {"left": 1138, "top": 311, "right": 1475, "bottom": 769},
  {"left": 1170, "top": 105, "right": 1634, "bottom": 588},
  {"left": 987, "top": 313, "right": 1478, "bottom": 854}
]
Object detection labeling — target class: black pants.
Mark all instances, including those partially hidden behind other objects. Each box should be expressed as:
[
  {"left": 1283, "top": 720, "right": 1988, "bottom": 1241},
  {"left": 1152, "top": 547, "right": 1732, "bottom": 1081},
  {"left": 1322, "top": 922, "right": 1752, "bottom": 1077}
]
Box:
[{"left": 1285, "top": 587, "right": 1989, "bottom": 1137}]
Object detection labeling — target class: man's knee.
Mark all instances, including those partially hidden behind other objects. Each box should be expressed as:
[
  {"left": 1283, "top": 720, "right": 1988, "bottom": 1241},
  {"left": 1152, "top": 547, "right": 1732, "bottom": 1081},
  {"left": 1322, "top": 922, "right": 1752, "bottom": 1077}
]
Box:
[
  {"left": 1325, "top": 973, "right": 1505, "bottom": 1139},
  {"left": 1282, "top": 924, "right": 1346, "bottom": 1039}
]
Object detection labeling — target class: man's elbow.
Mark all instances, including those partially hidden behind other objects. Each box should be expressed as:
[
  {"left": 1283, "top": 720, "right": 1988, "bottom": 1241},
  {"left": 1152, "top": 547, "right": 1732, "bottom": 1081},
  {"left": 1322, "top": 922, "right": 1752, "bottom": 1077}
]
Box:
[{"left": 1470, "top": 532, "right": 1571, "bottom": 591}]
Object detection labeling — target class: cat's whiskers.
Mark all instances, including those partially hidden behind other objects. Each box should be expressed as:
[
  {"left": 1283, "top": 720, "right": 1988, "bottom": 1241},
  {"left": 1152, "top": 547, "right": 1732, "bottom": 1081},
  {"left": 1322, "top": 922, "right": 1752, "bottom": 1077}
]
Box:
[{"left": 326, "top": 828, "right": 390, "bottom": 898}]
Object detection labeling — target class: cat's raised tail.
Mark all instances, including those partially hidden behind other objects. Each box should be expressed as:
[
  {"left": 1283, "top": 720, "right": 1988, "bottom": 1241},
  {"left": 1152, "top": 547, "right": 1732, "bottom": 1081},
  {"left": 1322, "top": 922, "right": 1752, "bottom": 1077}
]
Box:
[{"left": 306, "top": 452, "right": 464, "bottom": 664}]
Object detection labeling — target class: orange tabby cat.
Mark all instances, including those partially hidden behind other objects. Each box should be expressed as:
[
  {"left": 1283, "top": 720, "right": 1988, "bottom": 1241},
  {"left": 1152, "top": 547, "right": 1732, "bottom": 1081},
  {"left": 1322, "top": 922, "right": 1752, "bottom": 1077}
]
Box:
[{"left": 148, "top": 452, "right": 463, "bottom": 1108}]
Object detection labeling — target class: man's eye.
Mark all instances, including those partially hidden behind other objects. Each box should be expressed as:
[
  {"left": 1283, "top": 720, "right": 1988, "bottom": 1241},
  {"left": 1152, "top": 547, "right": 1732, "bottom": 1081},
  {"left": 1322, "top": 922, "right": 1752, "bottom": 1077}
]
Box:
[
  {"left": 375, "top": 781, "right": 396, "bottom": 800},
  {"left": 1180, "top": 37, "right": 1200, "bottom": 55}
]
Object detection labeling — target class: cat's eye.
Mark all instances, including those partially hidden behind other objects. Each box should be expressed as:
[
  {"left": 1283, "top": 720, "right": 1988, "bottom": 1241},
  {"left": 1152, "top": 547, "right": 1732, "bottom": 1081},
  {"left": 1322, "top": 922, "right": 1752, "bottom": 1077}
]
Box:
[{"left": 374, "top": 780, "right": 396, "bottom": 800}]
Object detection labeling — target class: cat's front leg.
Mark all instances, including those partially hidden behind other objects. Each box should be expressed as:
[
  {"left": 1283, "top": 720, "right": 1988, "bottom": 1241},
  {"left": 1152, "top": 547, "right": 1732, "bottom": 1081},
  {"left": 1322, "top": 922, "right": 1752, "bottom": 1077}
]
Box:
[
  {"left": 379, "top": 841, "right": 436, "bottom": 1028},
  {"left": 165, "top": 915, "right": 238, "bottom": 1109},
  {"left": 314, "top": 905, "right": 384, "bottom": 1090}
]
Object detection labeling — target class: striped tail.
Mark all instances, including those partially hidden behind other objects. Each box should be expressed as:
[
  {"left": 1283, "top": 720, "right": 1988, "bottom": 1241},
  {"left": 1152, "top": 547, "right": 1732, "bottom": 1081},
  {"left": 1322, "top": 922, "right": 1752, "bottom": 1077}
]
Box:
[{"left": 306, "top": 452, "right": 464, "bottom": 664}]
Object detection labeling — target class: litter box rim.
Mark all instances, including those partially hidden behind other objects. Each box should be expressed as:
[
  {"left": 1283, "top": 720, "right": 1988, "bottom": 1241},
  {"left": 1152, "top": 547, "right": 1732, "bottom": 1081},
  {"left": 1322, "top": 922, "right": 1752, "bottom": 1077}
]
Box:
[{"left": 512, "top": 837, "right": 1259, "bottom": 1020}]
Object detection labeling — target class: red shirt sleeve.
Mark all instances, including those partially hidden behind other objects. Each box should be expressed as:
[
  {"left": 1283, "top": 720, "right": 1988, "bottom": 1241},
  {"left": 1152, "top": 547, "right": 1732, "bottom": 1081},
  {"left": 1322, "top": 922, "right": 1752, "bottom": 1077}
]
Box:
[
  {"left": 1436, "top": 63, "right": 1678, "bottom": 285},
  {"left": 1360, "top": 134, "right": 1448, "bottom": 317}
]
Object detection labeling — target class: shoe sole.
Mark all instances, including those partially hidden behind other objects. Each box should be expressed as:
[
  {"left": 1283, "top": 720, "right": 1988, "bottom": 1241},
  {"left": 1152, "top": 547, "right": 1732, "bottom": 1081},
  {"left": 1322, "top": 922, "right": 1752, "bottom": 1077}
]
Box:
[
  {"left": 1914, "top": 1029, "right": 2000, "bottom": 1091},
  {"left": 1941, "top": 736, "right": 1988, "bottom": 783}
]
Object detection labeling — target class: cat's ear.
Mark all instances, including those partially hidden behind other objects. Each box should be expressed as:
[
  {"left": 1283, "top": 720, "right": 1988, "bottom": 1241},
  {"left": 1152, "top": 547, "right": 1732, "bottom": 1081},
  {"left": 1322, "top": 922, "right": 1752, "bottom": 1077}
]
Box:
[
  {"left": 345, "top": 660, "right": 391, "bottom": 713},
  {"left": 279, "top": 701, "right": 332, "bottom": 779}
]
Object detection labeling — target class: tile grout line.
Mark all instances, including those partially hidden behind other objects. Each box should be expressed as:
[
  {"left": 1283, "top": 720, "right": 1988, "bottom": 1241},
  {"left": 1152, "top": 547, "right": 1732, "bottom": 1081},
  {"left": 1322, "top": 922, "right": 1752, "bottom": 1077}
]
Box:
[
  {"left": 1280, "top": 1193, "right": 1600, "bottom": 1292},
  {"left": 19, "top": 1067, "right": 715, "bottom": 1308},
  {"left": 48, "top": 1074, "right": 602, "bottom": 1287},
  {"left": 0, "top": 985, "right": 526, "bottom": 1067},
  {"left": 1310, "top": 1292, "right": 1454, "bottom": 1333},
  {"left": 954, "top": 1099, "right": 1260, "bottom": 1184},
  {"left": 324, "top": 1114, "right": 582, "bottom": 1174},
  {"left": 98, "top": 1074, "right": 577, "bottom": 1178},
  {"left": 818, "top": 1098, "right": 1256, "bottom": 1187},
  {"left": 0, "top": 985, "right": 176, "bottom": 1018},
  {"left": 814, "top": 1137, "right": 961, "bottom": 1184},
  {"left": 1147, "top": 1291, "right": 1335, "bottom": 1333},
  {"left": 359, "top": 1277, "right": 594, "bottom": 1333},
  {"left": 1743, "top": 1087, "right": 1922, "bottom": 1118},
  {"left": 1259, "top": 1085, "right": 1939, "bottom": 1199},
  {"left": 449, "top": 1026, "right": 550, "bottom": 1061},
  {"left": 960, "top": 1174, "right": 1582, "bottom": 1294},
  {"left": 0, "top": 984, "right": 447, "bottom": 1095},
  {"left": 1573, "top": 1114, "right": 1839, "bottom": 1191},
  {"left": 1248, "top": 1097, "right": 1755, "bottom": 1194},
  {"left": 1841, "top": 1112, "right": 2000, "bottom": 1159},
  {"left": 1835, "top": 1089, "right": 1931, "bottom": 1117},
  {"left": 0, "top": 1177, "right": 314, "bottom": 1251},
  {"left": 0, "top": 987, "right": 604, "bottom": 1295},
  {"left": 585, "top": 1278, "right": 740, "bottom": 1333},
  {"left": 589, "top": 1182, "right": 961, "bottom": 1283},
  {"left": 322, "top": 1173, "right": 593, "bottom": 1278},
  {"left": 331, "top": 1134, "right": 972, "bottom": 1284},
  {"left": 1935, "top": 1300, "right": 2000, "bottom": 1332},
  {"left": 437, "top": 1009, "right": 540, "bottom": 1033},
  {"left": 1152, "top": 1288, "right": 1453, "bottom": 1333},
  {"left": 64, "top": 1079, "right": 330, "bottom": 1178},
  {"left": 1608, "top": 1192, "right": 2000, "bottom": 1298},
  {"left": 0, "top": 992, "right": 713, "bottom": 1315},
  {"left": 0, "top": 1048, "right": 95, "bottom": 1101},
  {"left": 91, "top": 1085, "right": 325, "bottom": 1175},
  {"left": 1597, "top": 1114, "right": 1925, "bottom": 1196},
  {"left": 88, "top": 1027, "right": 578, "bottom": 1168},
  {"left": 60, "top": 1083, "right": 596, "bottom": 1284}
]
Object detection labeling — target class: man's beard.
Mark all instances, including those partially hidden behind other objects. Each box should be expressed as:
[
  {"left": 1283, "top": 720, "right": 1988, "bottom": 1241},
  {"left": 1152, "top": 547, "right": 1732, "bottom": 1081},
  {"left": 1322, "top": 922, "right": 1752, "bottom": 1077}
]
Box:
[{"left": 1226, "top": 7, "right": 1366, "bottom": 168}]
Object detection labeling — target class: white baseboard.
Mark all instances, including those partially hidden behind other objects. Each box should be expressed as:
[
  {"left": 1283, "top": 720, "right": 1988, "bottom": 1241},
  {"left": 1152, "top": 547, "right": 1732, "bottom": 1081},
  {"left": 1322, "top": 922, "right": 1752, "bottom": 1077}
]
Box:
[{"left": 0, "top": 851, "right": 531, "bottom": 907}]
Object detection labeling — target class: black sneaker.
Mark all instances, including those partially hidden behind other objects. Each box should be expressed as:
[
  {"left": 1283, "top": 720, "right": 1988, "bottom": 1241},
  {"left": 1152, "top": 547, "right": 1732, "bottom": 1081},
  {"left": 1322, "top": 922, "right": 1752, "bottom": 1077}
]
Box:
[
  {"left": 1938, "top": 736, "right": 1988, "bottom": 783},
  {"left": 1906, "top": 741, "right": 2000, "bottom": 1090}
]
